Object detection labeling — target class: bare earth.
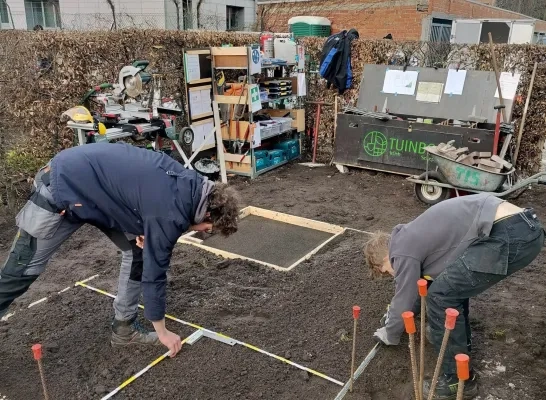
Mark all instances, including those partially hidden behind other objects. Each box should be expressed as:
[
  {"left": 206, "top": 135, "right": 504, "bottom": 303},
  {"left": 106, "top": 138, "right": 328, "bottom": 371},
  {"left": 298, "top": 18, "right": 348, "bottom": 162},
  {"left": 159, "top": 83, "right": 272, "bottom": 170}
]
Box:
[{"left": 1, "top": 164, "right": 545, "bottom": 399}]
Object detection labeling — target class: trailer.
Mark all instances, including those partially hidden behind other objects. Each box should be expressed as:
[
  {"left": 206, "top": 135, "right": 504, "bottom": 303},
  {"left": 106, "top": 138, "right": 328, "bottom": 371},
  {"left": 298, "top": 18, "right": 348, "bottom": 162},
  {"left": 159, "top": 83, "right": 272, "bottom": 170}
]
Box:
[{"left": 450, "top": 18, "right": 545, "bottom": 45}]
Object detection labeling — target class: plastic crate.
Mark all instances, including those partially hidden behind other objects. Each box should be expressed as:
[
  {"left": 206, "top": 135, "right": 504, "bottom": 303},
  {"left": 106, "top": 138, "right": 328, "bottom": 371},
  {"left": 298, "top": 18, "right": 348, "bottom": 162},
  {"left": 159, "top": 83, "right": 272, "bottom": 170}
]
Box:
[
  {"left": 256, "top": 156, "right": 271, "bottom": 171},
  {"left": 272, "top": 117, "right": 292, "bottom": 133}
]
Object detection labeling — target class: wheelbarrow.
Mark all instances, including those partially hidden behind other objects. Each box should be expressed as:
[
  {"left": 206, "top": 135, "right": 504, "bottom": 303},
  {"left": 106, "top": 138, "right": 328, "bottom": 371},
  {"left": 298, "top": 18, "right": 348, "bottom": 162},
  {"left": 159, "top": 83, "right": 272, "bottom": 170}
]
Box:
[{"left": 407, "top": 149, "right": 546, "bottom": 205}]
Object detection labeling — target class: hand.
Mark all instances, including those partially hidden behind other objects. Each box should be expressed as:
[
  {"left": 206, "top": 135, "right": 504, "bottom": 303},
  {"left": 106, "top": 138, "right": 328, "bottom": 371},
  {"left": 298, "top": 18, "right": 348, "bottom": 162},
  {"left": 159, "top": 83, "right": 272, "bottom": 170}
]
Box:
[
  {"left": 157, "top": 329, "right": 182, "bottom": 357},
  {"left": 136, "top": 235, "right": 144, "bottom": 249},
  {"left": 373, "top": 327, "right": 399, "bottom": 346}
]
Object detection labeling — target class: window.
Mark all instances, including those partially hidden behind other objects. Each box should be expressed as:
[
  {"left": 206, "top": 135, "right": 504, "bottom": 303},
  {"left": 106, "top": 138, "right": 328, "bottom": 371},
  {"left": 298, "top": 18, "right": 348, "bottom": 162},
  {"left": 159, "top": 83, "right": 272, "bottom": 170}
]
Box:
[
  {"left": 25, "top": 0, "right": 60, "bottom": 30},
  {"left": 1, "top": 1, "right": 9, "bottom": 25},
  {"left": 226, "top": 6, "right": 243, "bottom": 31}
]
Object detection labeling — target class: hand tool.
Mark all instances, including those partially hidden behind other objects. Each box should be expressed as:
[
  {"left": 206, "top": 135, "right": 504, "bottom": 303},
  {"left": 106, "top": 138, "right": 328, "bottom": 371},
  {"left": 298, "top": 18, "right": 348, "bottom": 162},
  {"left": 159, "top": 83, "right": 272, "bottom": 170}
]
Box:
[
  {"left": 418, "top": 279, "right": 428, "bottom": 399},
  {"left": 455, "top": 354, "right": 470, "bottom": 400},
  {"left": 402, "top": 311, "right": 419, "bottom": 400},
  {"left": 350, "top": 305, "right": 361, "bottom": 392},
  {"left": 32, "top": 344, "right": 49, "bottom": 400},
  {"left": 427, "top": 308, "right": 460, "bottom": 400}
]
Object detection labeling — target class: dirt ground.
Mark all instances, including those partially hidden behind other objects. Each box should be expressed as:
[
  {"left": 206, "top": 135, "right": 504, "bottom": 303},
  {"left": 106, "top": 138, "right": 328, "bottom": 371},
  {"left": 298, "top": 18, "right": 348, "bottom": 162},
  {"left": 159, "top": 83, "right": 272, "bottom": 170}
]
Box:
[{"left": 1, "top": 164, "right": 546, "bottom": 400}]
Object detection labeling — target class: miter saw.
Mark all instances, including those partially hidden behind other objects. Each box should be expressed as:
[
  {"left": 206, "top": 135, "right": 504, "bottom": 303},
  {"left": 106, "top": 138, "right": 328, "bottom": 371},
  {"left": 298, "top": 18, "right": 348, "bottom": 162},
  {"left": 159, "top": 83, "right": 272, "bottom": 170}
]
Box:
[{"left": 64, "top": 60, "right": 194, "bottom": 150}]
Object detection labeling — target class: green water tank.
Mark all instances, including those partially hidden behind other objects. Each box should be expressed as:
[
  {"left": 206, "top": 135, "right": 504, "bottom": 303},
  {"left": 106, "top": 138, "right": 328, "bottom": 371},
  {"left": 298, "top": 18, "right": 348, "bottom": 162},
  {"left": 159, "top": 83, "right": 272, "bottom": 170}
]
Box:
[{"left": 289, "top": 16, "right": 331, "bottom": 38}]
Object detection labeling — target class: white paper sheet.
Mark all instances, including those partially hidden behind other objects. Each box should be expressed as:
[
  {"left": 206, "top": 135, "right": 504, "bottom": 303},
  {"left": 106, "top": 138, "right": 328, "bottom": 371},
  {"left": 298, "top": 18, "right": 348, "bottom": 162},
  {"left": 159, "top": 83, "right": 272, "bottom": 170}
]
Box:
[
  {"left": 189, "top": 90, "right": 202, "bottom": 117},
  {"left": 202, "top": 121, "right": 216, "bottom": 146},
  {"left": 252, "top": 125, "right": 261, "bottom": 149},
  {"left": 495, "top": 72, "right": 521, "bottom": 100},
  {"left": 416, "top": 82, "right": 444, "bottom": 103},
  {"left": 297, "top": 73, "right": 306, "bottom": 96},
  {"left": 185, "top": 54, "right": 201, "bottom": 83},
  {"left": 200, "top": 89, "right": 212, "bottom": 114},
  {"left": 191, "top": 123, "right": 204, "bottom": 151},
  {"left": 444, "top": 69, "right": 467, "bottom": 95},
  {"left": 382, "top": 69, "right": 419, "bottom": 95}
]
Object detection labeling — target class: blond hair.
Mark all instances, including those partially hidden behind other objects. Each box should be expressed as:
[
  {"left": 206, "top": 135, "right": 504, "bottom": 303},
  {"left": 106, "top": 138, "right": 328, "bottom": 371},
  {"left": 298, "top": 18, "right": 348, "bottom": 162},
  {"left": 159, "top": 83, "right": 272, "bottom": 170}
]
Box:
[{"left": 364, "top": 231, "right": 391, "bottom": 278}]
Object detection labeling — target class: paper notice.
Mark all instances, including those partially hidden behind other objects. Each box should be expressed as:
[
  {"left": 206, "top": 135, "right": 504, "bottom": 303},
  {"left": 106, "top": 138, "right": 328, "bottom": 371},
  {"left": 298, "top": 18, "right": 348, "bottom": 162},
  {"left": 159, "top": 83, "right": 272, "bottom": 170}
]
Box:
[
  {"left": 189, "top": 90, "right": 202, "bottom": 117},
  {"left": 444, "top": 69, "right": 467, "bottom": 95},
  {"left": 297, "top": 73, "right": 306, "bottom": 96},
  {"left": 416, "top": 82, "right": 444, "bottom": 103},
  {"left": 495, "top": 72, "right": 521, "bottom": 100},
  {"left": 252, "top": 125, "right": 261, "bottom": 149},
  {"left": 382, "top": 69, "right": 419, "bottom": 96},
  {"left": 185, "top": 54, "right": 201, "bottom": 83},
  {"left": 200, "top": 89, "right": 212, "bottom": 114}
]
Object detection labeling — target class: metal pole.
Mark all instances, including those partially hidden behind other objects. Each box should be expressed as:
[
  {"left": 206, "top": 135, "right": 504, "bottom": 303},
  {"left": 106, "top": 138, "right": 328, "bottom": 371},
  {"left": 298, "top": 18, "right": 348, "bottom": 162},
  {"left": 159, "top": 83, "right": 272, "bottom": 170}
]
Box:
[{"left": 488, "top": 32, "right": 507, "bottom": 122}]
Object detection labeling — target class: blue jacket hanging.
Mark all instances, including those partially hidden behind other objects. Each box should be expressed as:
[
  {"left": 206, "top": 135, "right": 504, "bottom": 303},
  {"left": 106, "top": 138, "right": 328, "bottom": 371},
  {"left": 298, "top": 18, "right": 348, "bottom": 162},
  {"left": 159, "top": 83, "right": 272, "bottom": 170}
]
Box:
[{"left": 319, "top": 29, "right": 359, "bottom": 95}]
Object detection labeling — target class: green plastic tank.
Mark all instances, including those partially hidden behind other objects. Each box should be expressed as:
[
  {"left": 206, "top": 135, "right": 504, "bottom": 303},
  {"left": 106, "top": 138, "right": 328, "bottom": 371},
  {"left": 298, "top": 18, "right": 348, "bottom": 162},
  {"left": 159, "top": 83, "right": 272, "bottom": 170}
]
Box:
[{"left": 289, "top": 16, "right": 331, "bottom": 38}]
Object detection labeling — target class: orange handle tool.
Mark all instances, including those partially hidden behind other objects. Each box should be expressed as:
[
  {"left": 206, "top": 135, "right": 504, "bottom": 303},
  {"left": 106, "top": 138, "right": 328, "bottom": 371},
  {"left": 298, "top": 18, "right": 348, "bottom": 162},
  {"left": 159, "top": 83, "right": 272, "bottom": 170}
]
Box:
[
  {"left": 418, "top": 279, "right": 428, "bottom": 297},
  {"left": 353, "top": 305, "right": 361, "bottom": 320},
  {"left": 402, "top": 311, "right": 416, "bottom": 334},
  {"left": 32, "top": 344, "right": 42, "bottom": 361},
  {"left": 445, "top": 308, "right": 459, "bottom": 330},
  {"left": 456, "top": 354, "right": 470, "bottom": 381}
]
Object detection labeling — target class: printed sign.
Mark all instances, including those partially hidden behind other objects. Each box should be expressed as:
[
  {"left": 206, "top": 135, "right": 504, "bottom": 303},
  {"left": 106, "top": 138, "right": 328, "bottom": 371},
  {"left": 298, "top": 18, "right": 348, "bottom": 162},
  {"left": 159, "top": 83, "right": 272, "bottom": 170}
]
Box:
[{"left": 249, "top": 84, "right": 262, "bottom": 113}]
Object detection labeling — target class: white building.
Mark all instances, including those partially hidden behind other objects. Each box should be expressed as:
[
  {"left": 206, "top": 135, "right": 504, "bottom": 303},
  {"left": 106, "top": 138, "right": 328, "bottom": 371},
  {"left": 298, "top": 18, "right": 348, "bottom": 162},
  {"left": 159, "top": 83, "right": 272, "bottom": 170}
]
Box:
[{"left": 0, "top": 0, "right": 256, "bottom": 31}]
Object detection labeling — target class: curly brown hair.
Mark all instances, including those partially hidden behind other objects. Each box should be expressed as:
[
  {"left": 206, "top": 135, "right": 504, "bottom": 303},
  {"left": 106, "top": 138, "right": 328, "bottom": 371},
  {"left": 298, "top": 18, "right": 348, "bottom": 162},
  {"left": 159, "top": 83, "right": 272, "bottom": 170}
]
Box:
[
  {"left": 363, "top": 231, "right": 391, "bottom": 279},
  {"left": 208, "top": 183, "right": 239, "bottom": 236}
]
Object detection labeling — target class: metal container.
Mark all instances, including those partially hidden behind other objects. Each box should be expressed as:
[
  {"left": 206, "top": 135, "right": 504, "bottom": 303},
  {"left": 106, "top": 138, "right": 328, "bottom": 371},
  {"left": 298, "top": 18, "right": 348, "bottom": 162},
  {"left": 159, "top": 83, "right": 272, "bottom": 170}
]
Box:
[{"left": 429, "top": 151, "right": 514, "bottom": 192}]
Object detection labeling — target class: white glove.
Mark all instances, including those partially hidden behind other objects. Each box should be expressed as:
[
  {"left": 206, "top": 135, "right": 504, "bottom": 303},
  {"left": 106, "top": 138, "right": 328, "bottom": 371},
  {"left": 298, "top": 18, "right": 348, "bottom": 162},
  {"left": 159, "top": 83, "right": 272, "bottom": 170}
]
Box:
[
  {"left": 380, "top": 312, "right": 389, "bottom": 327},
  {"left": 373, "top": 327, "right": 400, "bottom": 346}
]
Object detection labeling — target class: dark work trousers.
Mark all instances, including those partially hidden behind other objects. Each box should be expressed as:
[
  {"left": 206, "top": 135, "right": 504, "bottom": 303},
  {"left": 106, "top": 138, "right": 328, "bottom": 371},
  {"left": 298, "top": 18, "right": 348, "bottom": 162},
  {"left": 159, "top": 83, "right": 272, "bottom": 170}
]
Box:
[
  {"left": 0, "top": 166, "right": 144, "bottom": 322},
  {"left": 427, "top": 209, "right": 544, "bottom": 376}
]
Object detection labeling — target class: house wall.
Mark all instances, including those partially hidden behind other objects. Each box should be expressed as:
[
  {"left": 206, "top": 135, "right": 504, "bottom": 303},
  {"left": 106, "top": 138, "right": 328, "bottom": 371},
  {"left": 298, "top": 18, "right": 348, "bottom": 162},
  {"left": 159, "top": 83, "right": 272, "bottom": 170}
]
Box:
[
  {"left": 258, "top": 0, "right": 546, "bottom": 40},
  {"left": 3, "top": 0, "right": 27, "bottom": 29}
]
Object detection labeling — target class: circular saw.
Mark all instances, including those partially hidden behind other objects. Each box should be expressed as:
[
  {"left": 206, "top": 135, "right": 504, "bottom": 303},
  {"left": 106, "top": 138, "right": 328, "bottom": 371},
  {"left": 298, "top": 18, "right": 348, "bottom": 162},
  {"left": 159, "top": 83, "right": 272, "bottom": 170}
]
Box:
[{"left": 118, "top": 61, "right": 152, "bottom": 98}]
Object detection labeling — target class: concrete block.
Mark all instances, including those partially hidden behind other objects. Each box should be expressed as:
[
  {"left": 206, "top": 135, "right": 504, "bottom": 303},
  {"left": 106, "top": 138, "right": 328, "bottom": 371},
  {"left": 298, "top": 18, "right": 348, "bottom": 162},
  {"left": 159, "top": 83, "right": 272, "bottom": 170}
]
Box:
[
  {"left": 479, "top": 152, "right": 492, "bottom": 158},
  {"left": 479, "top": 158, "right": 502, "bottom": 169},
  {"left": 491, "top": 155, "right": 513, "bottom": 170},
  {"left": 455, "top": 147, "right": 469, "bottom": 155},
  {"left": 478, "top": 163, "right": 501, "bottom": 173}
]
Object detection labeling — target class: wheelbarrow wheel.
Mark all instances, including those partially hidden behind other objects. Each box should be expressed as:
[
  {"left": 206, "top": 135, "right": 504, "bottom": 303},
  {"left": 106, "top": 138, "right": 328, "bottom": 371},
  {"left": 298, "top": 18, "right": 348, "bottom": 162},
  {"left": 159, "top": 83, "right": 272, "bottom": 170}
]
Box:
[{"left": 414, "top": 171, "right": 451, "bottom": 205}]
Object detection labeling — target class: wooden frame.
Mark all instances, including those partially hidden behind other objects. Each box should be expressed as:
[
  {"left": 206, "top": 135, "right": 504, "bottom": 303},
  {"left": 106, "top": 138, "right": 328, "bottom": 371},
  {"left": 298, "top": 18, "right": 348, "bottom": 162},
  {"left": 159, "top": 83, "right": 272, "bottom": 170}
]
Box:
[{"left": 177, "top": 206, "right": 346, "bottom": 271}]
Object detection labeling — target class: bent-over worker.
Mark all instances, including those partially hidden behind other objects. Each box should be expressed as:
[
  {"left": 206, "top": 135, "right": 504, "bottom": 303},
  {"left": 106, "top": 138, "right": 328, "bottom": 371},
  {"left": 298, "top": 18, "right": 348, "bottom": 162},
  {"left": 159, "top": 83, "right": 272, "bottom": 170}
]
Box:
[
  {"left": 364, "top": 194, "right": 544, "bottom": 399},
  {"left": 0, "top": 142, "right": 239, "bottom": 356}
]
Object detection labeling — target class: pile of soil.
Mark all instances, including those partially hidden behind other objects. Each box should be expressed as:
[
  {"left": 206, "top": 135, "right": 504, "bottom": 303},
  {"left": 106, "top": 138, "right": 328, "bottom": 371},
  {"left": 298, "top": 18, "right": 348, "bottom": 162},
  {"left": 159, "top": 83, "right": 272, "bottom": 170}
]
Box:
[{"left": 2, "top": 164, "right": 546, "bottom": 399}]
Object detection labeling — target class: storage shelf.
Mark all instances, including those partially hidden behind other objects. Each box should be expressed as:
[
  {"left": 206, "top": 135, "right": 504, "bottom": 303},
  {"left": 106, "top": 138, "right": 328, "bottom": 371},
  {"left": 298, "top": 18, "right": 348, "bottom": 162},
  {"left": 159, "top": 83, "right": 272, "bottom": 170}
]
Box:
[{"left": 262, "top": 63, "right": 297, "bottom": 69}]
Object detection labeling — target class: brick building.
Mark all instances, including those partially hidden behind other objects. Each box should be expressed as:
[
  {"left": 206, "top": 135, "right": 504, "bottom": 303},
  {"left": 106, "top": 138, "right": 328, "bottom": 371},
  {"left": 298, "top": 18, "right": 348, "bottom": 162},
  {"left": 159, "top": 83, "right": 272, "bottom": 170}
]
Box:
[{"left": 257, "top": 0, "right": 546, "bottom": 41}]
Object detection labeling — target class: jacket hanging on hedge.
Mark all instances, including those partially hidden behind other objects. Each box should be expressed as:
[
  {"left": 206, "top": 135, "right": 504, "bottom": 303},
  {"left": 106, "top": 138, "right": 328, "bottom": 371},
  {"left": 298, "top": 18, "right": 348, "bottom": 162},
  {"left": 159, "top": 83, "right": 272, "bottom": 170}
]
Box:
[{"left": 319, "top": 29, "right": 359, "bottom": 95}]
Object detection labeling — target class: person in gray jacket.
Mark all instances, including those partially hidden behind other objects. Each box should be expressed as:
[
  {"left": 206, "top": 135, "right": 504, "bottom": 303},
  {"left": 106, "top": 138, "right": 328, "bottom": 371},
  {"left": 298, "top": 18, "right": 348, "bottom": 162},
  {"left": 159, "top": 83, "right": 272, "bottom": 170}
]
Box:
[{"left": 364, "top": 194, "right": 544, "bottom": 399}]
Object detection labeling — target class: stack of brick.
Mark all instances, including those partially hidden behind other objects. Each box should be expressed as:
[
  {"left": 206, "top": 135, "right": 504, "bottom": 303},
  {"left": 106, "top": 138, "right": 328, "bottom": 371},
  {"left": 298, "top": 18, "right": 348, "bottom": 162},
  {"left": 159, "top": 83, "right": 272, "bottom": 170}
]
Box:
[{"left": 426, "top": 140, "right": 513, "bottom": 173}]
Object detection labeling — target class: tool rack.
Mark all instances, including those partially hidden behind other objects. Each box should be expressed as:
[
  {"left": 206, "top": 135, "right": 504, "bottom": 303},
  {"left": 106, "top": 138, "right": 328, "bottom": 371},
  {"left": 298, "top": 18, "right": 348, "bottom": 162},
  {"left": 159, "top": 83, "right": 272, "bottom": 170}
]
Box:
[{"left": 211, "top": 45, "right": 305, "bottom": 178}]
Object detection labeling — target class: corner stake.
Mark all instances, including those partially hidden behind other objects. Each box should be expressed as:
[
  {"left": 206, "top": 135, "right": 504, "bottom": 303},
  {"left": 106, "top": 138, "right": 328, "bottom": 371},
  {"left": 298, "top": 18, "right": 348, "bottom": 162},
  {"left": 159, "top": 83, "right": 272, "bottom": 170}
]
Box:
[
  {"left": 32, "top": 344, "right": 49, "bottom": 400},
  {"left": 455, "top": 354, "right": 470, "bottom": 400},
  {"left": 402, "top": 311, "right": 419, "bottom": 400},
  {"left": 427, "top": 308, "right": 459, "bottom": 400},
  {"left": 350, "top": 305, "right": 361, "bottom": 392},
  {"left": 417, "top": 279, "right": 428, "bottom": 399}
]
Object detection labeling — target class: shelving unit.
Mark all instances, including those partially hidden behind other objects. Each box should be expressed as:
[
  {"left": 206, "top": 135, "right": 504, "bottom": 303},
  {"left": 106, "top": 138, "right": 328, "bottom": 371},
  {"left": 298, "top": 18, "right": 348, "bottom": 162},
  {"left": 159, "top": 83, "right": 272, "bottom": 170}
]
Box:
[{"left": 211, "top": 44, "right": 305, "bottom": 179}]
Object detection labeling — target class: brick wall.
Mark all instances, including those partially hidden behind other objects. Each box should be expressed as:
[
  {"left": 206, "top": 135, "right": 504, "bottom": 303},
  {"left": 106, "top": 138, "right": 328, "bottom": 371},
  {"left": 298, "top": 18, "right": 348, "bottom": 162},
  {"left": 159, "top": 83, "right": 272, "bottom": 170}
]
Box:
[
  {"left": 259, "top": 0, "right": 428, "bottom": 40},
  {"left": 258, "top": 0, "right": 546, "bottom": 39}
]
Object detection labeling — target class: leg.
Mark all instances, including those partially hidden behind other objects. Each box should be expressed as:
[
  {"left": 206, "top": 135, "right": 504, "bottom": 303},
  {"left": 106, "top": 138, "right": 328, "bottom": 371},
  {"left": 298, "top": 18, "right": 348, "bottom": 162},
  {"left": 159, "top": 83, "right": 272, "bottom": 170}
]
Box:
[
  {"left": 102, "top": 230, "right": 143, "bottom": 322},
  {"left": 101, "top": 230, "right": 159, "bottom": 346},
  {"left": 0, "top": 220, "right": 81, "bottom": 318}
]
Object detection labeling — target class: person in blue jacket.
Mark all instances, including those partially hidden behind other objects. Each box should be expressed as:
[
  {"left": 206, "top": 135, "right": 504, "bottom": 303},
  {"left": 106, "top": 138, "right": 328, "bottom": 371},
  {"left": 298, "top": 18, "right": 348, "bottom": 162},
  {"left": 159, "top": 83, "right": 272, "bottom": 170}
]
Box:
[{"left": 0, "top": 142, "right": 239, "bottom": 356}]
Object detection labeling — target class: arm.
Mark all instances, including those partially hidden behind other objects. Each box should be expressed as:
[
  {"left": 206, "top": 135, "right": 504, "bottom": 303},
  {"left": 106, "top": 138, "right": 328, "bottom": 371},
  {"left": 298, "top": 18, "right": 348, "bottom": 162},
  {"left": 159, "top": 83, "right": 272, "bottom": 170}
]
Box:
[
  {"left": 141, "top": 217, "right": 183, "bottom": 355},
  {"left": 375, "top": 256, "right": 421, "bottom": 345}
]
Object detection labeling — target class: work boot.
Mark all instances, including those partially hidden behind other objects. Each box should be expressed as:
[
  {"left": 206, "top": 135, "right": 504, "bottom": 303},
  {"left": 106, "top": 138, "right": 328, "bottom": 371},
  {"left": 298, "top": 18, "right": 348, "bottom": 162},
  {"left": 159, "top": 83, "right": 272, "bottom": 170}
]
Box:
[
  {"left": 422, "top": 373, "right": 478, "bottom": 400},
  {"left": 111, "top": 316, "right": 161, "bottom": 346}
]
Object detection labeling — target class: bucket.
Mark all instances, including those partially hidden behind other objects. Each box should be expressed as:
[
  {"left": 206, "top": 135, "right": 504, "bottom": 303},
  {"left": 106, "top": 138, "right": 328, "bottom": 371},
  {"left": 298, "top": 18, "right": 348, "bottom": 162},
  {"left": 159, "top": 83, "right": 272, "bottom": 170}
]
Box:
[{"left": 194, "top": 158, "right": 220, "bottom": 181}]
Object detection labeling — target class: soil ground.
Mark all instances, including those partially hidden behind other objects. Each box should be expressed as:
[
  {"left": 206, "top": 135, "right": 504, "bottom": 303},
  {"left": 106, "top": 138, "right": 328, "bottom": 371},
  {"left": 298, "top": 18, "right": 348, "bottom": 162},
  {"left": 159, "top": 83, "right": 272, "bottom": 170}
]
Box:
[{"left": 1, "top": 163, "right": 546, "bottom": 400}]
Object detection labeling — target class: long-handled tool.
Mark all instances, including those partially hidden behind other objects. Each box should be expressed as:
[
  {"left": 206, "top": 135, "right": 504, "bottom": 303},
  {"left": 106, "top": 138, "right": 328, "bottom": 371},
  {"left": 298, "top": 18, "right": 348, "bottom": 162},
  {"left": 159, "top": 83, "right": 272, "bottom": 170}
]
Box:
[
  {"left": 417, "top": 279, "right": 428, "bottom": 399},
  {"left": 350, "top": 305, "right": 361, "bottom": 392},
  {"left": 32, "top": 344, "right": 49, "bottom": 400},
  {"left": 402, "top": 311, "right": 419, "bottom": 400},
  {"left": 427, "top": 308, "right": 460, "bottom": 400},
  {"left": 455, "top": 354, "right": 470, "bottom": 400}
]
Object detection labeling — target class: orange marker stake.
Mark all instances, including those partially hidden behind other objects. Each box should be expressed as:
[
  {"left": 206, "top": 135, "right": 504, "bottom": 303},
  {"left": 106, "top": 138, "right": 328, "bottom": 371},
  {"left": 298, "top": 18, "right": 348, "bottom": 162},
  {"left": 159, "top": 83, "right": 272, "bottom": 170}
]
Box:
[
  {"left": 402, "top": 312, "right": 420, "bottom": 400},
  {"left": 32, "top": 344, "right": 49, "bottom": 400},
  {"left": 350, "top": 305, "right": 361, "bottom": 393},
  {"left": 455, "top": 354, "right": 470, "bottom": 400},
  {"left": 417, "top": 279, "right": 428, "bottom": 399},
  {"left": 427, "top": 308, "right": 460, "bottom": 400}
]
